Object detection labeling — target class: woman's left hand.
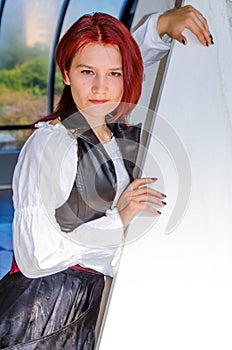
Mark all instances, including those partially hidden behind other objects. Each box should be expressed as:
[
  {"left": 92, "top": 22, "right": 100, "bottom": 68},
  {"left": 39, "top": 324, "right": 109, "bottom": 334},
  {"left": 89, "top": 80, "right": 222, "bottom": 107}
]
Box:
[
  {"left": 116, "top": 178, "right": 166, "bottom": 227},
  {"left": 157, "top": 5, "right": 213, "bottom": 47}
]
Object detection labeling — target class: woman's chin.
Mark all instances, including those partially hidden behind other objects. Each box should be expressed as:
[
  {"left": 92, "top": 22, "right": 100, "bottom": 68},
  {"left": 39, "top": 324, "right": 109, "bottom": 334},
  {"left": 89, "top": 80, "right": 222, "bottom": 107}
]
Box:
[{"left": 81, "top": 102, "right": 120, "bottom": 119}]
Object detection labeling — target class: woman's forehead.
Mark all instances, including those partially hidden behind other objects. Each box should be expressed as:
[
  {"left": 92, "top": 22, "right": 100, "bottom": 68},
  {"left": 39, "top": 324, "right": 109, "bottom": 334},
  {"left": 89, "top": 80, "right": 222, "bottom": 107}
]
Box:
[{"left": 72, "top": 43, "right": 122, "bottom": 67}]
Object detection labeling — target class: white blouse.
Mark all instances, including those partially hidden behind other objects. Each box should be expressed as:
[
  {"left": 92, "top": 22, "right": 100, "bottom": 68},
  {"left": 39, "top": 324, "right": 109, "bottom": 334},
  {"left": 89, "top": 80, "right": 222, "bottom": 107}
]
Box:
[
  {"left": 12, "top": 13, "right": 171, "bottom": 279},
  {"left": 13, "top": 122, "right": 127, "bottom": 278},
  {"left": 103, "top": 136, "right": 130, "bottom": 206},
  {"left": 132, "top": 12, "right": 172, "bottom": 67}
]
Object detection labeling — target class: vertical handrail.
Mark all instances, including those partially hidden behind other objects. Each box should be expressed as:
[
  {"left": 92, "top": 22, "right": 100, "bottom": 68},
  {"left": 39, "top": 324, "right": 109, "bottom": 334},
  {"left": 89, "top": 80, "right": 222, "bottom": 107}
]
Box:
[
  {"left": 47, "top": 0, "right": 71, "bottom": 114},
  {"left": 175, "top": 0, "right": 183, "bottom": 8},
  {"left": 0, "top": 0, "right": 6, "bottom": 34},
  {"left": 119, "top": 0, "right": 138, "bottom": 29}
]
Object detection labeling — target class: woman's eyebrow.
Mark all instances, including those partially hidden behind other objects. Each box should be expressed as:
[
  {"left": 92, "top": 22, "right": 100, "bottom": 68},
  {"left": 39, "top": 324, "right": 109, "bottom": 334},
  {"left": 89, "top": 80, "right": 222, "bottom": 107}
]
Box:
[
  {"left": 109, "top": 67, "right": 123, "bottom": 71},
  {"left": 76, "top": 63, "right": 94, "bottom": 69},
  {"left": 76, "top": 63, "right": 122, "bottom": 70}
]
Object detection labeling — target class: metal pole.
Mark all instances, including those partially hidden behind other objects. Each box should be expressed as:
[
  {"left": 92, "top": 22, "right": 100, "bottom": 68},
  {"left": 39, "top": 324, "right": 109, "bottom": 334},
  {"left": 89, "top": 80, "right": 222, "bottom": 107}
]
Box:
[{"left": 47, "top": 0, "right": 70, "bottom": 114}]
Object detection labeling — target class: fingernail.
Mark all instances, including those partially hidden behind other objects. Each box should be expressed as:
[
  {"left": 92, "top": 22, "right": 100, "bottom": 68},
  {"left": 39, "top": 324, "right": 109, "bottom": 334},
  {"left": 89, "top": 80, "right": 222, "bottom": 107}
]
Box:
[
  {"left": 162, "top": 201, "right": 167, "bottom": 205},
  {"left": 151, "top": 177, "right": 158, "bottom": 181},
  {"left": 210, "top": 34, "right": 214, "bottom": 44},
  {"left": 157, "top": 210, "right": 162, "bottom": 215},
  {"left": 182, "top": 39, "right": 185, "bottom": 45},
  {"left": 161, "top": 193, "right": 167, "bottom": 198},
  {"left": 206, "top": 41, "right": 209, "bottom": 47}
]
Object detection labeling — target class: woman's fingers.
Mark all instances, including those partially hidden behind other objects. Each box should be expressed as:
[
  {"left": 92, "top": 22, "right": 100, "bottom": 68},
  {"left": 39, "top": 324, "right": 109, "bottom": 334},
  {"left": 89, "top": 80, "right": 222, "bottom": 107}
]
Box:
[
  {"left": 118, "top": 200, "right": 162, "bottom": 227},
  {"left": 132, "top": 193, "right": 166, "bottom": 207},
  {"left": 181, "top": 10, "right": 211, "bottom": 46},
  {"left": 131, "top": 186, "right": 165, "bottom": 200},
  {"left": 128, "top": 177, "right": 157, "bottom": 191},
  {"left": 137, "top": 202, "right": 162, "bottom": 216},
  {"left": 191, "top": 7, "right": 210, "bottom": 32},
  {"left": 131, "top": 186, "right": 167, "bottom": 209},
  {"left": 116, "top": 177, "right": 167, "bottom": 226},
  {"left": 157, "top": 5, "right": 213, "bottom": 47}
]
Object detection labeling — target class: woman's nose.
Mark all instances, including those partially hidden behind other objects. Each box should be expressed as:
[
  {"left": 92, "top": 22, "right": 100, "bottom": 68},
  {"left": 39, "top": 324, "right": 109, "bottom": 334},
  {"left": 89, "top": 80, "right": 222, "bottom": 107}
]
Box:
[{"left": 91, "top": 75, "right": 108, "bottom": 94}]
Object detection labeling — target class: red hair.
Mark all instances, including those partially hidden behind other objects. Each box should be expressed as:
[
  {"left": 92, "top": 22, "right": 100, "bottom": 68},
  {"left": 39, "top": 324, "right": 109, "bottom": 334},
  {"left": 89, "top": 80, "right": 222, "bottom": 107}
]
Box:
[{"left": 52, "top": 12, "right": 143, "bottom": 122}]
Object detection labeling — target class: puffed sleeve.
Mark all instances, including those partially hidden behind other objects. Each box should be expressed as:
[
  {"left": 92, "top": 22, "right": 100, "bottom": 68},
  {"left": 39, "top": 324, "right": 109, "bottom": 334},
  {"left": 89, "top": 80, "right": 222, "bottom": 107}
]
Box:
[
  {"left": 12, "top": 122, "right": 124, "bottom": 278},
  {"left": 132, "top": 12, "right": 172, "bottom": 67}
]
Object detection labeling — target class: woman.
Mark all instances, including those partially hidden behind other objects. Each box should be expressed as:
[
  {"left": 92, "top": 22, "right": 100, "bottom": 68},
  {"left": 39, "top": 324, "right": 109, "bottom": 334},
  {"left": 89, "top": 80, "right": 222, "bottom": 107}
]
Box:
[
  {"left": 0, "top": 7, "right": 212, "bottom": 350},
  {"left": 0, "top": 12, "right": 165, "bottom": 350}
]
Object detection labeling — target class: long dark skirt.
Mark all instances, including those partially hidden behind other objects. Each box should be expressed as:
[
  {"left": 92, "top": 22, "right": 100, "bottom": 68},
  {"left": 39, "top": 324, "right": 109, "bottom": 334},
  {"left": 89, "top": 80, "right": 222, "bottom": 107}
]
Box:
[{"left": 0, "top": 268, "right": 105, "bottom": 350}]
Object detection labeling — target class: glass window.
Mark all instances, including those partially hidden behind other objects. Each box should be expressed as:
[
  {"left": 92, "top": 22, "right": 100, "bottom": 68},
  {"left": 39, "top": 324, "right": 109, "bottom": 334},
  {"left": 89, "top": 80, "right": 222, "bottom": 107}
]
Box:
[
  {"left": 0, "top": 0, "right": 64, "bottom": 133},
  {"left": 0, "top": 189, "right": 13, "bottom": 278},
  {"left": 0, "top": 0, "right": 133, "bottom": 149},
  {"left": 0, "top": 0, "right": 64, "bottom": 278},
  {"left": 0, "top": 0, "right": 137, "bottom": 279},
  {"left": 62, "top": 0, "right": 125, "bottom": 32}
]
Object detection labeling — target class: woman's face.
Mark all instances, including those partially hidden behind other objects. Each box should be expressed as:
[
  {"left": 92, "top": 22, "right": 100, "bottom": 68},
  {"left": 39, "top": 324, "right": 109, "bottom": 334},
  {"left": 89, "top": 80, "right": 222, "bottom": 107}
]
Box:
[{"left": 64, "top": 43, "right": 124, "bottom": 121}]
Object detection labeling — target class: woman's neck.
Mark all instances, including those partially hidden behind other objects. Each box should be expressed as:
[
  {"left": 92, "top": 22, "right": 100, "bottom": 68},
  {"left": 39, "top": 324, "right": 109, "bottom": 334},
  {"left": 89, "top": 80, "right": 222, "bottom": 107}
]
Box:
[
  {"left": 82, "top": 112, "right": 112, "bottom": 143},
  {"left": 92, "top": 124, "right": 113, "bottom": 143}
]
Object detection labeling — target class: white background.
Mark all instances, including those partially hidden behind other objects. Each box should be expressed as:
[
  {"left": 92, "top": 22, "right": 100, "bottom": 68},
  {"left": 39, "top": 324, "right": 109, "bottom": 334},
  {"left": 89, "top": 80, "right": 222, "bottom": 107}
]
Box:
[{"left": 98, "top": 0, "right": 232, "bottom": 349}]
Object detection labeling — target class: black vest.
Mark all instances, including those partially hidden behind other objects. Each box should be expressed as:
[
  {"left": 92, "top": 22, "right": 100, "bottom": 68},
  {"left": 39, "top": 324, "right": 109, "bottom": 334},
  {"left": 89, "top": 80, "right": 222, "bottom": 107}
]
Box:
[{"left": 55, "top": 112, "right": 141, "bottom": 232}]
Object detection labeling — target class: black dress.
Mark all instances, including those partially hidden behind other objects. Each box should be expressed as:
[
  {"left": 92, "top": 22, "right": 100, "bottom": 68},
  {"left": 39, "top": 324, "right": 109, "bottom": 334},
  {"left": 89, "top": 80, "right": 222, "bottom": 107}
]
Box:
[
  {"left": 0, "top": 268, "right": 104, "bottom": 349},
  {"left": 0, "top": 113, "right": 141, "bottom": 349}
]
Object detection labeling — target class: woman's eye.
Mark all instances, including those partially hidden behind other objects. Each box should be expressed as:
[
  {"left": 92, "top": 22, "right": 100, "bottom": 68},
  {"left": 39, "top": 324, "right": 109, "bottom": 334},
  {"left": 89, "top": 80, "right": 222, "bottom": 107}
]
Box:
[
  {"left": 81, "top": 70, "right": 94, "bottom": 75},
  {"left": 110, "top": 72, "right": 122, "bottom": 77}
]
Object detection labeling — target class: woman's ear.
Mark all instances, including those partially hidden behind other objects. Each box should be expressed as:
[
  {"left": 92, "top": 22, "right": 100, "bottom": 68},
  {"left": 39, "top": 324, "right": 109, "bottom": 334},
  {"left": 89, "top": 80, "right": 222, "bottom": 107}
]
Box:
[{"left": 63, "top": 70, "right": 71, "bottom": 85}]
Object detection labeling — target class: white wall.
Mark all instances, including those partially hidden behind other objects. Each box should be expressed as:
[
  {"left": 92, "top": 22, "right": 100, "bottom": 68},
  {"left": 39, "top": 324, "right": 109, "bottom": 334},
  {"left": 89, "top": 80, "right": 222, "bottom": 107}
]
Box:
[
  {"left": 98, "top": 0, "right": 232, "bottom": 349},
  {"left": 131, "top": 0, "right": 176, "bottom": 111}
]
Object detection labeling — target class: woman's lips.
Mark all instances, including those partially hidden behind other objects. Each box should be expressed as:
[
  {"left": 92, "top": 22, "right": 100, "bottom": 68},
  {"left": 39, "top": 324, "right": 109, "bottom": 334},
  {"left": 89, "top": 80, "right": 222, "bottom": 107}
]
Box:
[{"left": 89, "top": 99, "right": 108, "bottom": 104}]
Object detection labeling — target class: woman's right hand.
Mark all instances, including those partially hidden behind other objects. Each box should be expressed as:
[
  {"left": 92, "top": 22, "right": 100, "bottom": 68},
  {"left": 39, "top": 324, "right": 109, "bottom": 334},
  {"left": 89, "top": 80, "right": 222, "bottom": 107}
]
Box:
[{"left": 116, "top": 178, "right": 166, "bottom": 227}]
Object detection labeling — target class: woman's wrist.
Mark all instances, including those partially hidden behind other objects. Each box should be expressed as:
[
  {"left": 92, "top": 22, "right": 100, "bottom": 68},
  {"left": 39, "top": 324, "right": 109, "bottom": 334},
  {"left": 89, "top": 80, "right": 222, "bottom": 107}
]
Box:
[{"left": 157, "top": 13, "right": 168, "bottom": 39}]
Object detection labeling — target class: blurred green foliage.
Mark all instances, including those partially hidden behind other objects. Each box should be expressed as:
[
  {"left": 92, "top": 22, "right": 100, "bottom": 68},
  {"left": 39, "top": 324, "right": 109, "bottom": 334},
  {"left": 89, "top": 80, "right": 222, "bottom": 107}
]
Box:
[
  {"left": 0, "top": 42, "right": 64, "bottom": 124},
  {"left": 0, "top": 56, "right": 63, "bottom": 96}
]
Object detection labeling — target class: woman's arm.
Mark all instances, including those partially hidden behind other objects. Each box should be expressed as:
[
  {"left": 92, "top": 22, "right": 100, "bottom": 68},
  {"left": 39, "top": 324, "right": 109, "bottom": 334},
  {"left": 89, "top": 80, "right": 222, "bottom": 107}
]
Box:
[
  {"left": 12, "top": 122, "right": 124, "bottom": 278},
  {"left": 133, "top": 5, "right": 213, "bottom": 67},
  {"left": 132, "top": 12, "right": 171, "bottom": 67}
]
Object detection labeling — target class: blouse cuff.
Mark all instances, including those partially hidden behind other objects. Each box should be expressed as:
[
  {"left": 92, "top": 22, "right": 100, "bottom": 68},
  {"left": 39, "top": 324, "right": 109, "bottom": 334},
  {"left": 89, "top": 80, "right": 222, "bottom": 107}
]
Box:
[{"left": 133, "top": 12, "right": 172, "bottom": 67}]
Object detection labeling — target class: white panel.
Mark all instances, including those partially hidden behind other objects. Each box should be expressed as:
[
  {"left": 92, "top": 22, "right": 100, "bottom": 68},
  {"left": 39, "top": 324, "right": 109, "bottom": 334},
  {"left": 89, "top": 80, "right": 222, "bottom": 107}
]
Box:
[
  {"left": 131, "top": 0, "right": 176, "bottom": 110},
  {"left": 98, "top": 0, "right": 232, "bottom": 349},
  {"left": 132, "top": 0, "right": 175, "bottom": 24}
]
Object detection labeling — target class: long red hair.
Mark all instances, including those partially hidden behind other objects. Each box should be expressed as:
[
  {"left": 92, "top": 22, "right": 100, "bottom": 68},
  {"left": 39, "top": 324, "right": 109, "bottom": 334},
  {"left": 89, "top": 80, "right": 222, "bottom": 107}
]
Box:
[{"left": 43, "top": 12, "right": 143, "bottom": 123}]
